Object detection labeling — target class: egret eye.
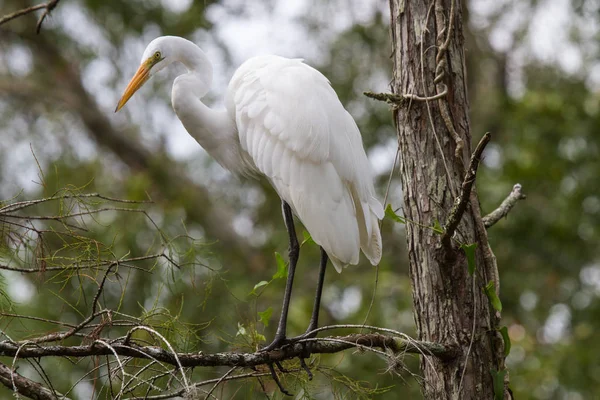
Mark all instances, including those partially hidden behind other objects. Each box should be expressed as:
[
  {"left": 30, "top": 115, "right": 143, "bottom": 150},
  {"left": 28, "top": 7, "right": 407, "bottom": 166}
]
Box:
[{"left": 154, "top": 51, "right": 161, "bottom": 60}]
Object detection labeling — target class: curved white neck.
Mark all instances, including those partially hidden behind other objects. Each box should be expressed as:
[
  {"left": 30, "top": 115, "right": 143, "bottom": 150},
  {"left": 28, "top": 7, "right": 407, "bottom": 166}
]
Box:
[
  {"left": 169, "top": 38, "right": 246, "bottom": 174},
  {"left": 170, "top": 37, "right": 213, "bottom": 98}
]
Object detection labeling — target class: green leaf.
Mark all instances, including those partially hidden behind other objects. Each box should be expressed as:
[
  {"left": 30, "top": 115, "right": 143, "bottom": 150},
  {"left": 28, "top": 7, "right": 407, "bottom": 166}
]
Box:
[
  {"left": 258, "top": 307, "right": 273, "bottom": 327},
  {"left": 461, "top": 243, "right": 478, "bottom": 275},
  {"left": 301, "top": 230, "right": 315, "bottom": 246},
  {"left": 490, "top": 368, "right": 507, "bottom": 400},
  {"left": 385, "top": 204, "right": 406, "bottom": 224},
  {"left": 498, "top": 326, "right": 511, "bottom": 357},
  {"left": 484, "top": 281, "right": 503, "bottom": 312},
  {"left": 255, "top": 333, "right": 266, "bottom": 342},
  {"left": 432, "top": 219, "right": 444, "bottom": 234},
  {"left": 272, "top": 252, "right": 288, "bottom": 279},
  {"left": 250, "top": 280, "right": 269, "bottom": 295}
]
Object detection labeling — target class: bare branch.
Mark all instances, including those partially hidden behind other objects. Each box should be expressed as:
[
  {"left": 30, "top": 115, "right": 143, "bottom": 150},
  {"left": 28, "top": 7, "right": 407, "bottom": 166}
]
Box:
[
  {"left": 0, "top": 332, "right": 457, "bottom": 368},
  {"left": 0, "top": 193, "right": 151, "bottom": 214},
  {"left": 364, "top": 88, "right": 448, "bottom": 105},
  {"left": 0, "top": 253, "right": 166, "bottom": 273},
  {"left": 442, "top": 132, "right": 491, "bottom": 248},
  {"left": 22, "top": 265, "right": 116, "bottom": 345},
  {"left": 135, "top": 371, "right": 278, "bottom": 400},
  {"left": 482, "top": 184, "right": 526, "bottom": 228},
  {"left": 0, "top": 0, "right": 61, "bottom": 32},
  {"left": 0, "top": 360, "right": 70, "bottom": 400},
  {"left": 35, "top": 0, "right": 61, "bottom": 33}
]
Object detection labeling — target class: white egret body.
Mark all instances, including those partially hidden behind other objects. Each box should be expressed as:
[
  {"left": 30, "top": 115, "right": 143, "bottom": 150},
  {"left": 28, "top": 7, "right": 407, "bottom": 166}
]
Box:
[{"left": 116, "top": 36, "right": 383, "bottom": 349}]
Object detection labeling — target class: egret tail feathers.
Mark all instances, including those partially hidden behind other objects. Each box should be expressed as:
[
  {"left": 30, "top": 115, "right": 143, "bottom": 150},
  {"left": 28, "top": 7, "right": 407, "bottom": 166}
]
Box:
[{"left": 360, "top": 211, "right": 382, "bottom": 265}]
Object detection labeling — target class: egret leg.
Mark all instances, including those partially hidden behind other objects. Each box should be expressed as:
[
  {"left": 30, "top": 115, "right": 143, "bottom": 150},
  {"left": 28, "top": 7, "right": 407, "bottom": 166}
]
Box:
[
  {"left": 262, "top": 201, "right": 299, "bottom": 352},
  {"left": 281, "top": 247, "right": 328, "bottom": 382},
  {"left": 303, "top": 247, "right": 328, "bottom": 337}
]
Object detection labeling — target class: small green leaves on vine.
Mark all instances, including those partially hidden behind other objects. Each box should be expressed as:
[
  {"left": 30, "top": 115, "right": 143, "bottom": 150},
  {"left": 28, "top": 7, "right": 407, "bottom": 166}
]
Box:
[
  {"left": 461, "top": 243, "right": 478, "bottom": 275},
  {"left": 250, "top": 280, "right": 269, "bottom": 295},
  {"left": 258, "top": 307, "right": 273, "bottom": 327},
  {"left": 249, "top": 253, "right": 288, "bottom": 296},
  {"left": 498, "top": 326, "right": 511, "bottom": 356},
  {"left": 490, "top": 368, "right": 507, "bottom": 400},
  {"left": 484, "top": 281, "right": 503, "bottom": 312},
  {"left": 236, "top": 322, "right": 266, "bottom": 343},
  {"left": 385, "top": 204, "right": 406, "bottom": 224},
  {"left": 273, "top": 252, "right": 288, "bottom": 279}
]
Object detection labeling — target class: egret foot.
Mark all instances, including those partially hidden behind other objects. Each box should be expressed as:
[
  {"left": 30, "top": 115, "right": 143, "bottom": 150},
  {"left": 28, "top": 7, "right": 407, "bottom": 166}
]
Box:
[
  {"left": 261, "top": 335, "right": 315, "bottom": 394},
  {"left": 261, "top": 331, "right": 312, "bottom": 353},
  {"left": 261, "top": 333, "right": 290, "bottom": 352},
  {"left": 275, "top": 361, "right": 288, "bottom": 373},
  {"left": 267, "top": 363, "right": 292, "bottom": 396},
  {"left": 298, "top": 354, "right": 313, "bottom": 380}
]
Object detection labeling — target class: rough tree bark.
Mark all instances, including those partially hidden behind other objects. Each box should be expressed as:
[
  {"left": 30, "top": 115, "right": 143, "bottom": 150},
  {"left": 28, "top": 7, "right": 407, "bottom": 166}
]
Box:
[{"left": 388, "top": 0, "right": 508, "bottom": 399}]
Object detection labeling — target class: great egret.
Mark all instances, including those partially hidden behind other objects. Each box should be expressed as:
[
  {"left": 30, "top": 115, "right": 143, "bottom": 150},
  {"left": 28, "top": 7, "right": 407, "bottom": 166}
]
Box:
[{"left": 116, "top": 36, "right": 383, "bottom": 350}]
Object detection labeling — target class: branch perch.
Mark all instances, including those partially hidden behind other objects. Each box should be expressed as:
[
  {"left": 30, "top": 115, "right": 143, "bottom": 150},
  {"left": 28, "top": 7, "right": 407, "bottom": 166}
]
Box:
[
  {"left": 364, "top": 89, "right": 447, "bottom": 105},
  {"left": 0, "top": 333, "right": 457, "bottom": 368},
  {"left": 0, "top": 0, "right": 61, "bottom": 33},
  {"left": 483, "top": 184, "right": 526, "bottom": 228},
  {"left": 442, "top": 132, "right": 491, "bottom": 248},
  {"left": 0, "top": 361, "right": 69, "bottom": 400}
]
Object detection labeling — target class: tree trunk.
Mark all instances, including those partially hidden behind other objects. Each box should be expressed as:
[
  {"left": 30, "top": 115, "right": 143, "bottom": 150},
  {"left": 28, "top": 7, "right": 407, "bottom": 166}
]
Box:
[{"left": 388, "top": 0, "right": 508, "bottom": 399}]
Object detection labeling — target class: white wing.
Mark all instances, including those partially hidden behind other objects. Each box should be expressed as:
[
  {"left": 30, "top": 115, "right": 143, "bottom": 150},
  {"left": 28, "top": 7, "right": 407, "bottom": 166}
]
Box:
[{"left": 226, "top": 56, "right": 383, "bottom": 272}]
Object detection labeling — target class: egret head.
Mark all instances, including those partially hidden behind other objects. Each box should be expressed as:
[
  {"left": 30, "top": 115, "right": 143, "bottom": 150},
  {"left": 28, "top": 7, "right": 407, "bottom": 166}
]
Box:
[{"left": 115, "top": 37, "right": 172, "bottom": 112}]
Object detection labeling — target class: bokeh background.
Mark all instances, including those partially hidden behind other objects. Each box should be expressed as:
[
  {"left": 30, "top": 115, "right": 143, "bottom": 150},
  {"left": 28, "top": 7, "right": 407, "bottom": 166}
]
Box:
[{"left": 0, "top": 0, "right": 598, "bottom": 399}]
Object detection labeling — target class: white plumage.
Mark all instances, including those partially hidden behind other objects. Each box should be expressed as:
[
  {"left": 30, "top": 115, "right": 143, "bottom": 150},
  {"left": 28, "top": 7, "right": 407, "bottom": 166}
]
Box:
[
  {"left": 116, "top": 36, "right": 383, "bottom": 273},
  {"left": 228, "top": 55, "right": 383, "bottom": 271}
]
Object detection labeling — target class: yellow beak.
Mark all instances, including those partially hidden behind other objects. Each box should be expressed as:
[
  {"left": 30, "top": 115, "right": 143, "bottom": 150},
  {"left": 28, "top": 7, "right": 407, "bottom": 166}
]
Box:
[{"left": 115, "top": 64, "right": 151, "bottom": 112}]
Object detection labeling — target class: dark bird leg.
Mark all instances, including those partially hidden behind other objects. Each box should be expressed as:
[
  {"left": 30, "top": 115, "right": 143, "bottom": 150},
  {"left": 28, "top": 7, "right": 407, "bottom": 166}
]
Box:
[
  {"left": 303, "top": 247, "right": 328, "bottom": 338},
  {"left": 262, "top": 201, "right": 300, "bottom": 352},
  {"left": 287, "top": 247, "right": 328, "bottom": 342},
  {"left": 267, "top": 364, "right": 292, "bottom": 396},
  {"left": 285, "top": 247, "right": 328, "bottom": 381}
]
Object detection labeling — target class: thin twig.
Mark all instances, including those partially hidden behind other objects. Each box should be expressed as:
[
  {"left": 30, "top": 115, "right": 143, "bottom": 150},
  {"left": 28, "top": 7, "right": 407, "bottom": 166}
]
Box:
[
  {"left": 2, "top": 206, "right": 149, "bottom": 221},
  {"left": 482, "top": 184, "right": 526, "bottom": 228},
  {"left": 0, "top": 3, "right": 47, "bottom": 26},
  {"left": 203, "top": 367, "right": 238, "bottom": 399},
  {"left": 0, "top": 313, "right": 77, "bottom": 328},
  {"left": 364, "top": 88, "right": 447, "bottom": 105},
  {"left": 0, "top": 192, "right": 151, "bottom": 214},
  {"left": 0, "top": 0, "right": 61, "bottom": 32},
  {"left": 130, "top": 371, "right": 278, "bottom": 400},
  {"left": 441, "top": 132, "right": 491, "bottom": 249},
  {"left": 36, "top": 0, "right": 61, "bottom": 33},
  {"left": 124, "top": 326, "right": 190, "bottom": 390},
  {"left": 94, "top": 340, "right": 126, "bottom": 397},
  {"left": 0, "top": 253, "right": 165, "bottom": 274},
  {"left": 21, "top": 264, "right": 116, "bottom": 345}
]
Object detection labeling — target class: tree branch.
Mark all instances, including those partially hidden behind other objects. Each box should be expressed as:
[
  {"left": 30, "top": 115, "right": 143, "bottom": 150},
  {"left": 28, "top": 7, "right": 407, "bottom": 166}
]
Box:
[
  {"left": 0, "top": 333, "right": 457, "bottom": 368},
  {"left": 0, "top": 361, "right": 70, "bottom": 400},
  {"left": 482, "top": 184, "right": 526, "bottom": 228},
  {"left": 364, "top": 88, "right": 448, "bottom": 105},
  {"left": 0, "top": 0, "right": 61, "bottom": 33},
  {"left": 442, "top": 132, "right": 491, "bottom": 248}
]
